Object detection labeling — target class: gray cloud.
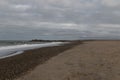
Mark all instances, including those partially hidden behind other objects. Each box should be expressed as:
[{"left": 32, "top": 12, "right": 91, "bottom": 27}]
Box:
[{"left": 0, "top": 0, "right": 120, "bottom": 40}]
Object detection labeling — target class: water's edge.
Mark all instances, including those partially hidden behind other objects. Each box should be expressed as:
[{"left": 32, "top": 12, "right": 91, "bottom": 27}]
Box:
[{"left": 0, "top": 42, "right": 65, "bottom": 59}]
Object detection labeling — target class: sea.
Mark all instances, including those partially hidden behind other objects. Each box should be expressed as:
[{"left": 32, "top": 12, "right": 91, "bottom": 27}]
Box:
[
  {"left": 0, "top": 40, "right": 63, "bottom": 59},
  {"left": 0, "top": 40, "right": 43, "bottom": 47}
]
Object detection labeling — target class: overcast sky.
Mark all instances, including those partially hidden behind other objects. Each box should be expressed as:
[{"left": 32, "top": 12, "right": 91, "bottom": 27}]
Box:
[{"left": 0, "top": 0, "right": 120, "bottom": 40}]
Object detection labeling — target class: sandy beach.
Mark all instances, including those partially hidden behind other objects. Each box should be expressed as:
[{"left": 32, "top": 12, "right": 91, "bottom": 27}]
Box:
[{"left": 15, "top": 41, "right": 120, "bottom": 80}]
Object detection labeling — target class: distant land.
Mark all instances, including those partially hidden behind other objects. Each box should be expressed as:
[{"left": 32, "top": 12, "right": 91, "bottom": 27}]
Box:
[{"left": 29, "top": 39, "right": 80, "bottom": 42}]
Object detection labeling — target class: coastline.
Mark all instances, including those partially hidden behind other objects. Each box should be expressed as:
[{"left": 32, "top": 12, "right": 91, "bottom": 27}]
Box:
[
  {"left": 16, "top": 41, "right": 120, "bottom": 80},
  {"left": 0, "top": 41, "right": 82, "bottom": 80},
  {"left": 0, "top": 42, "right": 64, "bottom": 59}
]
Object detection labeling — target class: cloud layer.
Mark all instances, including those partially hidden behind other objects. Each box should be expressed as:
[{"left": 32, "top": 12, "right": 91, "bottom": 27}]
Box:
[{"left": 0, "top": 0, "right": 120, "bottom": 40}]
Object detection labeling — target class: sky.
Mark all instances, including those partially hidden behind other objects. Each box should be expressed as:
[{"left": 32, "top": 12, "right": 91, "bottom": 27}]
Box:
[{"left": 0, "top": 0, "right": 120, "bottom": 40}]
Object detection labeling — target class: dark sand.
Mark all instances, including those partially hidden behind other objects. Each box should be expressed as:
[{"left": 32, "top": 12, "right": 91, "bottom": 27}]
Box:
[
  {"left": 16, "top": 41, "right": 120, "bottom": 80},
  {"left": 0, "top": 41, "right": 82, "bottom": 80}
]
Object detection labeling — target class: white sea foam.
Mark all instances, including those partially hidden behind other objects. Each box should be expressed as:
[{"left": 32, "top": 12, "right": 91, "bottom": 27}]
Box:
[{"left": 0, "top": 42, "right": 64, "bottom": 59}]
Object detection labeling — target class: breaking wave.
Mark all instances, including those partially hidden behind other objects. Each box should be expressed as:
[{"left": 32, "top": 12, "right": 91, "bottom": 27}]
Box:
[{"left": 0, "top": 42, "right": 63, "bottom": 59}]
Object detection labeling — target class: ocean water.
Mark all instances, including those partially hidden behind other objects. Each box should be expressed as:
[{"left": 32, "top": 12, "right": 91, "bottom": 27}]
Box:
[
  {"left": 0, "top": 40, "right": 43, "bottom": 46},
  {"left": 0, "top": 40, "right": 63, "bottom": 59}
]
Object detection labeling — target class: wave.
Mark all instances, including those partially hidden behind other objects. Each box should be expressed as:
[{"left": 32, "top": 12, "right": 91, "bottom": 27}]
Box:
[{"left": 0, "top": 42, "right": 64, "bottom": 59}]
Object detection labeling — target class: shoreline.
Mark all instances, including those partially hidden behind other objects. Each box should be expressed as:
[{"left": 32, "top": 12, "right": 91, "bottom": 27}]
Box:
[
  {"left": 0, "top": 41, "right": 82, "bottom": 80},
  {"left": 0, "top": 42, "right": 64, "bottom": 59},
  {"left": 16, "top": 41, "right": 120, "bottom": 80}
]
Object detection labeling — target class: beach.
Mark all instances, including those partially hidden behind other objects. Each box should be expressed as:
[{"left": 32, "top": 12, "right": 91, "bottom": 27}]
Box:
[
  {"left": 1, "top": 41, "right": 120, "bottom": 80},
  {"left": 15, "top": 41, "right": 120, "bottom": 80},
  {"left": 0, "top": 41, "right": 81, "bottom": 80}
]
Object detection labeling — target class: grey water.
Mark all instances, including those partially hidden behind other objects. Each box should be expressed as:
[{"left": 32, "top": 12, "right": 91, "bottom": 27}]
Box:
[
  {"left": 0, "top": 40, "right": 42, "bottom": 47},
  {"left": 0, "top": 40, "right": 63, "bottom": 59}
]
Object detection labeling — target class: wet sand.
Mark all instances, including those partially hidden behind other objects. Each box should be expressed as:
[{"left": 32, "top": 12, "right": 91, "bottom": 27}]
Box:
[{"left": 16, "top": 41, "right": 120, "bottom": 80}]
